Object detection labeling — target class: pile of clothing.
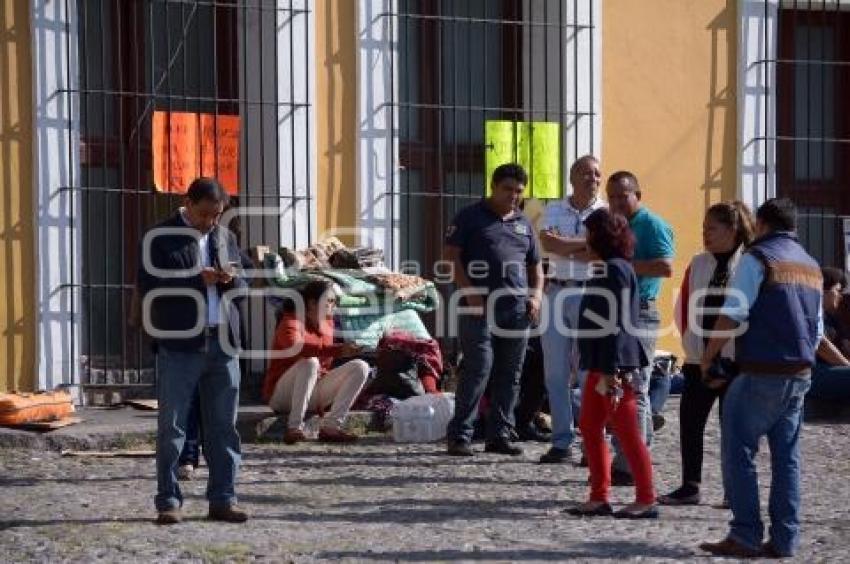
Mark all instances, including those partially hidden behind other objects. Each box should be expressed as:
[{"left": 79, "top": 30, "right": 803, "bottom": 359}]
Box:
[
  {"left": 258, "top": 238, "right": 446, "bottom": 407},
  {"left": 277, "top": 237, "right": 385, "bottom": 270},
  {"left": 261, "top": 241, "right": 440, "bottom": 350}
]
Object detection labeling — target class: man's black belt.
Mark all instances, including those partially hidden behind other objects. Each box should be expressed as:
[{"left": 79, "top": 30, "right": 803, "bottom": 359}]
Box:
[{"left": 549, "top": 279, "right": 586, "bottom": 288}]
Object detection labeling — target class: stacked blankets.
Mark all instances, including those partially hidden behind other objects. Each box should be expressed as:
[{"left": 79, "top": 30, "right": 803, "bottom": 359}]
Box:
[
  {"left": 263, "top": 253, "right": 439, "bottom": 317},
  {"left": 262, "top": 251, "right": 440, "bottom": 350}
]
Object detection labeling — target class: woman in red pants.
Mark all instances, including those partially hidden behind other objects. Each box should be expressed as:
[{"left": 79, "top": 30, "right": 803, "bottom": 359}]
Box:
[{"left": 567, "top": 208, "right": 657, "bottom": 519}]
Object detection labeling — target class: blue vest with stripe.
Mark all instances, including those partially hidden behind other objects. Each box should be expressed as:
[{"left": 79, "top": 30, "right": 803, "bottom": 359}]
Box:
[{"left": 735, "top": 232, "right": 822, "bottom": 369}]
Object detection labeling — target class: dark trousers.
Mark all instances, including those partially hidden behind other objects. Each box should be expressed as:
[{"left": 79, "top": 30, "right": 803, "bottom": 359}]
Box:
[
  {"left": 514, "top": 336, "right": 546, "bottom": 429},
  {"left": 178, "top": 389, "right": 202, "bottom": 467},
  {"left": 808, "top": 362, "right": 850, "bottom": 402},
  {"left": 679, "top": 363, "right": 726, "bottom": 485},
  {"left": 447, "top": 311, "right": 530, "bottom": 444}
]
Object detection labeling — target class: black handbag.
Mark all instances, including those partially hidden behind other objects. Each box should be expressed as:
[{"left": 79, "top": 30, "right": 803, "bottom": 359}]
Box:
[{"left": 367, "top": 348, "right": 425, "bottom": 400}]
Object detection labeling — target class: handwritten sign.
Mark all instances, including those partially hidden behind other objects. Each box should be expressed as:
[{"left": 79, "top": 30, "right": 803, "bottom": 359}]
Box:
[
  {"left": 200, "top": 114, "right": 240, "bottom": 195},
  {"left": 485, "top": 120, "right": 521, "bottom": 196},
  {"left": 484, "top": 120, "right": 561, "bottom": 199},
  {"left": 153, "top": 111, "right": 240, "bottom": 195},
  {"left": 526, "top": 122, "right": 560, "bottom": 200},
  {"left": 153, "top": 111, "right": 199, "bottom": 193}
]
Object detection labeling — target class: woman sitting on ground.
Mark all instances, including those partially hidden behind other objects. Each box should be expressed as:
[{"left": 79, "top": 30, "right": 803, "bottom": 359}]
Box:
[
  {"left": 808, "top": 267, "right": 850, "bottom": 404},
  {"left": 659, "top": 201, "right": 755, "bottom": 506},
  {"left": 262, "top": 280, "right": 369, "bottom": 444},
  {"left": 568, "top": 208, "right": 656, "bottom": 519}
]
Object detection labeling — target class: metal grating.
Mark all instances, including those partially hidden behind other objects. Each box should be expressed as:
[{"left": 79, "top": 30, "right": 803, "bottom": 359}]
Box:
[
  {"left": 755, "top": 1, "right": 850, "bottom": 267},
  {"left": 390, "top": 0, "right": 599, "bottom": 275},
  {"left": 63, "top": 0, "right": 313, "bottom": 395}
]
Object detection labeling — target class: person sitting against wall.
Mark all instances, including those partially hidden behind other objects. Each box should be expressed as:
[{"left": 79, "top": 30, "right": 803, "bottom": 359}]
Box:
[
  {"left": 262, "top": 280, "right": 369, "bottom": 444},
  {"left": 808, "top": 267, "right": 850, "bottom": 404}
]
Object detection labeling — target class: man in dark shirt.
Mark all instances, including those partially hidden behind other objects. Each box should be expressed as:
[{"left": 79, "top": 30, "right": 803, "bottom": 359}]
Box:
[
  {"left": 444, "top": 163, "right": 544, "bottom": 457},
  {"left": 137, "top": 177, "right": 248, "bottom": 525}
]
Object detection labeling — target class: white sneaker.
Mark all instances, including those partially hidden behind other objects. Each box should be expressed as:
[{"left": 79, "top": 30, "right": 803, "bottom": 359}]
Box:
[{"left": 176, "top": 464, "right": 195, "bottom": 481}]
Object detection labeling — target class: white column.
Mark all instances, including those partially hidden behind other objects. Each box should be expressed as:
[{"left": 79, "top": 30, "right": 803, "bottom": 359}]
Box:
[
  {"left": 738, "top": 0, "right": 780, "bottom": 209},
  {"left": 357, "top": 0, "right": 400, "bottom": 267},
  {"left": 32, "top": 0, "right": 82, "bottom": 390},
  {"left": 278, "top": 0, "right": 317, "bottom": 248}
]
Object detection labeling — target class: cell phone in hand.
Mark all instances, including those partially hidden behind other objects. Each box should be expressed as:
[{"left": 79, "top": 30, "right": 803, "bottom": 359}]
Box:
[{"left": 220, "top": 261, "right": 240, "bottom": 276}]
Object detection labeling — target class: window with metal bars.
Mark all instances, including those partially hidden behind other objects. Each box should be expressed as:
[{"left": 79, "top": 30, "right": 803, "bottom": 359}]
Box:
[
  {"left": 69, "top": 0, "right": 314, "bottom": 395},
  {"left": 776, "top": 3, "right": 850, "bottom": 267},
  {"left": 742, "top": 1, "right": 850, "bottom": 268},
  {"left": 391, "top": 0, "right": 600, "bottom": 276}
]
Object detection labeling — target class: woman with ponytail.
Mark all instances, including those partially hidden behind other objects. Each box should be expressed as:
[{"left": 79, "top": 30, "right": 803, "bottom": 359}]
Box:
[{"left": 659, "top": 201, "right": 755, "bottom": 506}]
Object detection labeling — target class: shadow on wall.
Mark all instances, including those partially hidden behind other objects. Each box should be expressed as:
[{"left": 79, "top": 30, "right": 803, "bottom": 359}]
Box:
[
  {"left": 0, "top": 0, "right": 36, "bottom": 392},
  {"left": 703, "top": 1, "right": 739, "bottom": 211}
]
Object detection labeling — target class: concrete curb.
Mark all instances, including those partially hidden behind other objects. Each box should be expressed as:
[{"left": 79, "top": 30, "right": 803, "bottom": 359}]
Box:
[{"left": 0, "top": 406, "right": 390, "bottom": 451}]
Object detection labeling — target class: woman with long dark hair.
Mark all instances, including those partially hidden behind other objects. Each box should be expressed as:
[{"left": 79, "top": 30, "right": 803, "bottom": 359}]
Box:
[
  {"left": 567, "top": 209, "right": 656, "bottom": 518},
  {"left": 659, "top": 201, "right": 755, "bottom": 505}
]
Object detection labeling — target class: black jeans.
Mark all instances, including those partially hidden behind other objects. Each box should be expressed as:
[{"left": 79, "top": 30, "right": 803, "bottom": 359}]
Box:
[
  {"left": 447, "top": 310, "right": 530, "bottom": 444},
  {"left": 514, "top": 336, "right": 547, "bottom": 429},
  {"left": 679, "top": 363, "right": 726, "bottom": 485}
]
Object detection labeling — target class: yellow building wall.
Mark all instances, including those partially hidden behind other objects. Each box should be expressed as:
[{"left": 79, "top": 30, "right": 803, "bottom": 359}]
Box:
[
  {"left": 0, "top": 0, "right": 36, "bottom": 391},
  {"left": 315, "top": 0, "right": 358, "bottom": 245},
  {"left": 602, "top": 0, "right": 739, "bottom": 355}
]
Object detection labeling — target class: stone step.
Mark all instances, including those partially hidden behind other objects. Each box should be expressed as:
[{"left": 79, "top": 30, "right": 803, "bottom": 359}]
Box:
[
  {"left": 236, "top": 408, "right": 391, "bottom": 443},
  {"left": 0, "top": 406, "right": 391, "bottom": 451}
]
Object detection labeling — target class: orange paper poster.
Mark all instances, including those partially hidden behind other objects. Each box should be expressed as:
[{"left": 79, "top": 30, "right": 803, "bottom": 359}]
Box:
[
  {"left": 153, "top": 111, "right": 199, "bottom": 193},
  {"left": 153, "top": 111, "right": 240, "bottom": 195},
  {"left": 200, "top": 114, "right": 240, "bottom": 195}
]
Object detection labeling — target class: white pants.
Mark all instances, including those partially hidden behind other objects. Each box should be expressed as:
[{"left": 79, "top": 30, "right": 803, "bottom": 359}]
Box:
[{"left": 268, "top": 358, "right": 370, "bottom": 431}]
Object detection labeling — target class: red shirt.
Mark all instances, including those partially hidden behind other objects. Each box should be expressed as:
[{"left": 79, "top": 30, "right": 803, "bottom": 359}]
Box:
[{"left": 262, "top": 314, "right": 343, "bottom": 402}]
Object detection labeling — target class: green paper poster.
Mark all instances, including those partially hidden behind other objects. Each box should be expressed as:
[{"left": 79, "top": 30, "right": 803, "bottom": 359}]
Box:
[
  {"left": 484, "top": 120, "right": 521, "bottom": 196},
  {"left": 526, "top": 122, "right": 561, "bottom": 199},
  {"left": 484, "top": 120, "right": 561, "bottom": 199}
]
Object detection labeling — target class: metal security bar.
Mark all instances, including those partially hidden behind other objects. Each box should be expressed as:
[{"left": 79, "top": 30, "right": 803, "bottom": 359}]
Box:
[
  {"left": 391, "top": 0, "right": 599, "bottom": 274},
  {"left": 66, "top": 0, "right": 313, "bottom": 399},
  {"left": 758, "top": 1, "right": 850, "bottom": 267}
]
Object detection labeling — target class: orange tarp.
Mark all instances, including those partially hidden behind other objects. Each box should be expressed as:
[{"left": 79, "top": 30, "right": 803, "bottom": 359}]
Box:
[{"left": 0, "top": 391, "right": 75, "bottom": 426}]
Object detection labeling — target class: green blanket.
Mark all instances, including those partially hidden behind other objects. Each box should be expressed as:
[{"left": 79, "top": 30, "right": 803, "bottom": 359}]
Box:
[{"left": 336, "top": 309, "right": 432, "bottom": 349}]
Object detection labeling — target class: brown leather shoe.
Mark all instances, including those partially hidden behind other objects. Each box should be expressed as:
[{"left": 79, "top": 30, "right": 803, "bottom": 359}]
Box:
[
  {"left": 283, "top": 428, "right": 306, "bottom": 445},
  {"left": 155, "top": 508, "right": 182, "bottom": 525},
  {"left": 318, "top": 427, "right": 358, "bottom": 443},
  {"left": 208, "top": 504, "right": 249, "bottom": 523},
  {"left": 699, "top": 538, "right": 761, "bottom": 558}
]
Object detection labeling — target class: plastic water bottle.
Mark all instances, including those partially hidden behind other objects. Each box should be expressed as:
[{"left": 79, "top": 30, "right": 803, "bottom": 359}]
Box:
[{"left": 391, "top": 393, "right": 455, "bottom": 443}]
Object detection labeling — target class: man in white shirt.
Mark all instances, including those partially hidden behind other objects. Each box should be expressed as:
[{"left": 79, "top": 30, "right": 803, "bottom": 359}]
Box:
[{"left": 536, "top": 155, "right": 606, "bottom": 463}]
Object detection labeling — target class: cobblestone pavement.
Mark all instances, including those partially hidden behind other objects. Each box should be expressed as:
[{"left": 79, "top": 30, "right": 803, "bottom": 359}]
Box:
[{"left": 1, "top": 399, "right": 849, "bottom": 563}]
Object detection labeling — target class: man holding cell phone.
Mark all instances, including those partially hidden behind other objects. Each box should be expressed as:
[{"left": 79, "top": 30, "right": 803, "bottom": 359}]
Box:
[{"left": 138, "top": 177, "right": 249, "bottom": 526}]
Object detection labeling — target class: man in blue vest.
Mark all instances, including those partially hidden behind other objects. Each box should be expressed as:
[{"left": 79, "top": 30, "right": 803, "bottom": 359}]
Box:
[{"left": 699, "top": 198, "right": 822, "bottom": 558}]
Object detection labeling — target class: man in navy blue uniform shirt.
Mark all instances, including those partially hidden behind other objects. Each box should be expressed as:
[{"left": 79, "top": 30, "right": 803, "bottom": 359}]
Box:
[{"left": 444, "top": 163, "right": 544, "bottom": 456}]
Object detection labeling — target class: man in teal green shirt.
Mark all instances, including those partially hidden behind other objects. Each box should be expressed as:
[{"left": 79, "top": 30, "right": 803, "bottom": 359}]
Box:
[{"left": 606, "top": 170, "right": 675, "bottom": 484}]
